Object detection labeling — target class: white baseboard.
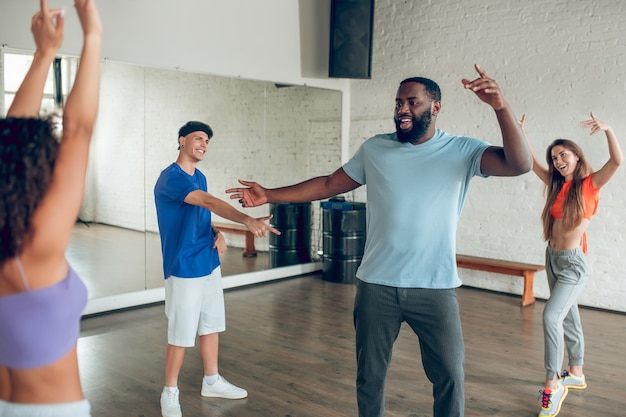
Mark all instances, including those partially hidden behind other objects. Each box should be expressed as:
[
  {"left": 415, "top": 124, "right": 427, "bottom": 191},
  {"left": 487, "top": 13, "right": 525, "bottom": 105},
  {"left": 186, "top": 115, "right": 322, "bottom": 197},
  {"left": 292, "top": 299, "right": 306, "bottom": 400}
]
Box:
[{"left": 83, "top": 262, "right": 322, "bottom": 316}]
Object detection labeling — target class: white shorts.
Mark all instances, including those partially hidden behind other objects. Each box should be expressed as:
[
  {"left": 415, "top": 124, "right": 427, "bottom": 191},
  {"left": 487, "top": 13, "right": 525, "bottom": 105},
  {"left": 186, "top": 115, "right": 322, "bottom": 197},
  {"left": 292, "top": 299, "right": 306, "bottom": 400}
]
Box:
[
  {"left": 164, "top": 267, "right": 226, "bottom": 347},
  {"left": 0, "top": 399, "right": 91, "bottom": 417}
]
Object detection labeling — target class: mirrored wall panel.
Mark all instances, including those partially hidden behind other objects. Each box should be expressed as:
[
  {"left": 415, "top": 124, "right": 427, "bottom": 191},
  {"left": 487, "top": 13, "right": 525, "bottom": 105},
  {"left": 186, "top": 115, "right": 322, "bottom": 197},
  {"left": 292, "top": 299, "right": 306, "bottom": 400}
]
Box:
[{"left": 3, "top": 55, "right": 343, "bottom": 302}]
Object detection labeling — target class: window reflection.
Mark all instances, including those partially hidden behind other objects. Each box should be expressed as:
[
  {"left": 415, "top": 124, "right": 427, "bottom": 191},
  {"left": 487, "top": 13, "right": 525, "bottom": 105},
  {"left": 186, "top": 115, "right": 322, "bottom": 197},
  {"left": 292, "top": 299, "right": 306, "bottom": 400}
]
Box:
[{"left": 2, "top": 52, "right": 76, "bottom": 115}]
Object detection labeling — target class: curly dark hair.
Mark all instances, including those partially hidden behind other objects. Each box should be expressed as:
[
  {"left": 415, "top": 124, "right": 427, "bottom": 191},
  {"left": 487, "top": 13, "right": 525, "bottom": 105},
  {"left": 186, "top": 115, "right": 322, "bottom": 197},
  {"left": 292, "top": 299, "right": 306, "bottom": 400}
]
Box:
[{"left": 0, "top": 117, "right": 60, "bottom": 262}]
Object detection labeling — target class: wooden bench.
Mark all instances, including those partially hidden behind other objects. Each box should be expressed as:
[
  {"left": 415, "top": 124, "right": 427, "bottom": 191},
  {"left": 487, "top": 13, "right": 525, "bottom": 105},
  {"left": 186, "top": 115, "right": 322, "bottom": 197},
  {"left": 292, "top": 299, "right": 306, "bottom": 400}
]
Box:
[
  {"left": 456, "top": 254, "right": 545, "bottom": 307},
  {"left": 213, "top": 222, "right": 257, "bottom": 257}
]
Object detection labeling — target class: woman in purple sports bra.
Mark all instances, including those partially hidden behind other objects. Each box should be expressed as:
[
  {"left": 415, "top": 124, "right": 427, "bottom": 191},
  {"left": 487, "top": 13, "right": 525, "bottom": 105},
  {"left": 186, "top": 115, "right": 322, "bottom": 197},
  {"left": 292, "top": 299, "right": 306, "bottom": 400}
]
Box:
[{"left": 0, "top": 1, "right": 102, "bottom": 416}]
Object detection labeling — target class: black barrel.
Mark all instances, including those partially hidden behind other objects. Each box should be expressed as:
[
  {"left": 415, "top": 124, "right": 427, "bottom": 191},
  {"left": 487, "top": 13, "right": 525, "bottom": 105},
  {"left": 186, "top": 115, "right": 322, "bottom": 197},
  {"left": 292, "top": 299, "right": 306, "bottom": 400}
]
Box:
[
  {"left": 269, "top": 203, "right": 312, "bottom": 267},
  {"left": 321, "top": 201, "right": 366, "bottom": 283}
]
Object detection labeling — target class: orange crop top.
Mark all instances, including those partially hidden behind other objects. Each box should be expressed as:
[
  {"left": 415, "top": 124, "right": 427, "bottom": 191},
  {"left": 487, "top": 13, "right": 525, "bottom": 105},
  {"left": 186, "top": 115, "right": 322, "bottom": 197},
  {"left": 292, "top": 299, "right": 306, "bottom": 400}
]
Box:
[{"left": 550, "top": 175, "right": 599, "bottom": 254}]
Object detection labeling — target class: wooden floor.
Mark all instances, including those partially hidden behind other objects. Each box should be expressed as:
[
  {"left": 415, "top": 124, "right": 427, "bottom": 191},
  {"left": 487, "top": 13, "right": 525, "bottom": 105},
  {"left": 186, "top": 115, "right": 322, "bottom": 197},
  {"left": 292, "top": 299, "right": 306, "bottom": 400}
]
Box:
[{"left": 79, "top": 274, "right": 626, "bottom": 417}]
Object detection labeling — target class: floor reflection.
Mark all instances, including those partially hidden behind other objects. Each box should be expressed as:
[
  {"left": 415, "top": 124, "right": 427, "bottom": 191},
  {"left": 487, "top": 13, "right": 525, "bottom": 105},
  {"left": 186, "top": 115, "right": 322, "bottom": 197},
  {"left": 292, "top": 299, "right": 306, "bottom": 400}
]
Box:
[{"left": 67, "top": 222, "right": 270, "bottom": 299}]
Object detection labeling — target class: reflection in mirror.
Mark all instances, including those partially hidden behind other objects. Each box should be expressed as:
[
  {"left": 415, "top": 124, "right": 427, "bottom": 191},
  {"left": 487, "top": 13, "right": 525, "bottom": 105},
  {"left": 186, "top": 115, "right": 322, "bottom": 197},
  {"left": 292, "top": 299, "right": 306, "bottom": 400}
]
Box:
[
  {"left": 1, "top": 52, "right": 342, "bottom": 305},
  {"left": 142, "top": 67, "right": 343, "bottom": 291},
  {"left": 2, "top": 50, "right": 342, "bottom": 304},
  {"left": 2, "top": 52, "right": 73, "bottom": 114},
  {"left": 67, "top": 60, "right": 148, "bottom": 299}
]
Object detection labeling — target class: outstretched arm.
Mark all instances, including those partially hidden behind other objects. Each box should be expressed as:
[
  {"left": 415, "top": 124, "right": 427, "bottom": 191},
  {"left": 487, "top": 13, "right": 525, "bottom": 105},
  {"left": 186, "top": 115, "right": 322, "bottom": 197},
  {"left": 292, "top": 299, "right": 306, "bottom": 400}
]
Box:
[
  {"left": 461, "top": 64, "right": 531, "bottom": 176},
  {"left": 519, "top": 114, "right": 550, "bottom": 185},
  {"left": 7, "top": 0, "right": 65, "bottom": 117},
  {"left": 185, "top": 191, "right": 280, "bottom": 238},
  {"left": 225, "top": 167, "right": 361, "bottom": 208},
  {"left": 583, "top": 112, "right": 623, "bottom": 189}
]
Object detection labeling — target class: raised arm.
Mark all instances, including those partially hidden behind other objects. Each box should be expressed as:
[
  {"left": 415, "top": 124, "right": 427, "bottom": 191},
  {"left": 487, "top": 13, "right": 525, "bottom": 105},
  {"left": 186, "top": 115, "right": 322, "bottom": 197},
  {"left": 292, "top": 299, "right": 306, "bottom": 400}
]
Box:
[
  {"left": 61, "top": 0, "right": 102, "bottom": 142},
  {"left": 583, "top": 112, "right": 623, "bottom": 189},
  {"left": 7, "top": 0, "right": 64, "bottom": 117},
  {"left": 225, "top": 167, "right": 361, "bottom": 208},
  {"left": 461, "top": 64, "right": 531, "bottom": 177},
  {"left": 28, "top": 0, "right": 102, "bottom": 257},
  {"left": 519, "top": 114, "right": 550, "bottom": 185}
]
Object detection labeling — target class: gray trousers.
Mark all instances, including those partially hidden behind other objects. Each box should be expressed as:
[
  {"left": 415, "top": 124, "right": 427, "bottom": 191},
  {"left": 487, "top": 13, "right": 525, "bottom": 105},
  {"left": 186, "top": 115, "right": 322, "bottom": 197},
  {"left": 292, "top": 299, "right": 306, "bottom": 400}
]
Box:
[
  {"left": 354, "top": 280, "right": 465, "bottom": 417},
  {"left": 543, "top": 245, "right": 588, "bottom": 380}
]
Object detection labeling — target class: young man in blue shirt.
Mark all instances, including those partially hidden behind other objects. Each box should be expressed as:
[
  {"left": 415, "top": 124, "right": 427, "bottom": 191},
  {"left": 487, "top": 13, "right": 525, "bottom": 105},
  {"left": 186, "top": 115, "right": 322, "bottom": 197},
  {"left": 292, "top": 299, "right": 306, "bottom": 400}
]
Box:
[{"left": 155, "top": 121, "right": 279, "bottom": 417}]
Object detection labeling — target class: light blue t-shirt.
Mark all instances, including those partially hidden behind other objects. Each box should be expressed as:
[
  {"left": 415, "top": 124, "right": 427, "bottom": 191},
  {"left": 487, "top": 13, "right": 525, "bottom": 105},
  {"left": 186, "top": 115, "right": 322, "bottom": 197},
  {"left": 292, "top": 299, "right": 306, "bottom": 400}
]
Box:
[
  {"left": 342, "top": 129, "right": 490, "bottom": 288},
  {"left": 154, "top": 163, "right": 220, "bottom": 279}
]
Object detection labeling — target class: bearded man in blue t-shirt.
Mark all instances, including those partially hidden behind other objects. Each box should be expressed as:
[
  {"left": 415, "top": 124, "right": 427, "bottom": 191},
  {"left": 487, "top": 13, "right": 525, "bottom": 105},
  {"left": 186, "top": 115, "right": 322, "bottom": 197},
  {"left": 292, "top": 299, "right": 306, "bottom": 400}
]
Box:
[{"left": 226, "top": 65, "right": 531, "bottom": 417}]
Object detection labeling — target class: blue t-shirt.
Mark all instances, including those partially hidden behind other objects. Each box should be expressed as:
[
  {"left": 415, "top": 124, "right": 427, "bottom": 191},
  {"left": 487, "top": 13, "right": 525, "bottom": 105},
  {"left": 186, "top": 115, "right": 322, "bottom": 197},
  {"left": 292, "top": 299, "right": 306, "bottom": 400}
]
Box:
[
  {"left": 342, "top": 129, "right": 490, "bottom": 288},
  {"left": 154, "top": 163, "right": 220, "bottom": 279}
]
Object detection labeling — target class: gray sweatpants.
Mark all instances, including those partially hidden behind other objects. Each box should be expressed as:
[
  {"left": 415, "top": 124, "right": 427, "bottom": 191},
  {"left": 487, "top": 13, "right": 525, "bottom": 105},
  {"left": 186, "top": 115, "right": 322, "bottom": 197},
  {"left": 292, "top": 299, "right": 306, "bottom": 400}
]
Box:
[
  {"left": 354, "top": 280, "right": 465, "bottom": 417},
  {"left": 543, "top": 245, "right": 588, "bottom": 380}
]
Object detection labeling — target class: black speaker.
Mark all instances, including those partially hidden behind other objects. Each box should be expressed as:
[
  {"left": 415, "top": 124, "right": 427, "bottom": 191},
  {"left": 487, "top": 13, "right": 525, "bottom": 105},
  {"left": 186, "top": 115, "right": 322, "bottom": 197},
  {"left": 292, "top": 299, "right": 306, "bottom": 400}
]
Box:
[{"left": 328, "top": 0, "right": 374, "bottom": 79}]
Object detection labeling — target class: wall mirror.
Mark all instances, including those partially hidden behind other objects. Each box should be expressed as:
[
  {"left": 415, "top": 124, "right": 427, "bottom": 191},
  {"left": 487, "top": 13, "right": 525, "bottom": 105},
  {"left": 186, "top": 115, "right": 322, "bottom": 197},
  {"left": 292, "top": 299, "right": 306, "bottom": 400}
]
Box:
[{"left": 1, "top": 51, "right": 342, "bottom": 313}]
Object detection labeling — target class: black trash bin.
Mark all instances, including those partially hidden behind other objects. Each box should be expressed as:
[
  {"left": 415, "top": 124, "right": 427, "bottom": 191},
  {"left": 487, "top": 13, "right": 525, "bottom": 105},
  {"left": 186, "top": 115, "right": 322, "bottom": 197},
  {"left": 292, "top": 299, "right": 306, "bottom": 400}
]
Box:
[
  {"left": 321, "top": 200, "right": 366, "bottom": 283},
  {"left": 269, "top": 203, "right": 312, "bottom": 268}
]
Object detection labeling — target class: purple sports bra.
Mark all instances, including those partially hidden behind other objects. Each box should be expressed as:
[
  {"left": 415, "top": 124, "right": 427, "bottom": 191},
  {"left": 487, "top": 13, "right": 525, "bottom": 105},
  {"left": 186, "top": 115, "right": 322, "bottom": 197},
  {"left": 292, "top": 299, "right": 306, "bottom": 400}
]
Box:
[{"left": 0, "top": 258, "right": 88, "bottom": 369}]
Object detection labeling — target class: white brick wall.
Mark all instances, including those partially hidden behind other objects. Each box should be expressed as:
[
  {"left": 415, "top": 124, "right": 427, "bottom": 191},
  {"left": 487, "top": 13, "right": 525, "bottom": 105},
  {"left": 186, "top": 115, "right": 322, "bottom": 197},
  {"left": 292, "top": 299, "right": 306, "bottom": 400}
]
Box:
[
  {"left": 83, "top": 63, "right": 146, "bottom": 230},
  {"left": 349, "top": 0, "right": 626, "bottom": 311},
  {"left": 72, "top": 0, "right": 626, "bottom": 312}
]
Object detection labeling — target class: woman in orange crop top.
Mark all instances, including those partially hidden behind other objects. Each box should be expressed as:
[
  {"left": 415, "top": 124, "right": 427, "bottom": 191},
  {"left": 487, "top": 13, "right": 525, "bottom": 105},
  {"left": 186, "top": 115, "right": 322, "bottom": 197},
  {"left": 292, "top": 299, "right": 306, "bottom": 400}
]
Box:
[
  {"left": 521, "top": 113, "right": 623, "bottom": 417},
  {"left": 0, "top": 1, "right": 102, "bottom": 416}
]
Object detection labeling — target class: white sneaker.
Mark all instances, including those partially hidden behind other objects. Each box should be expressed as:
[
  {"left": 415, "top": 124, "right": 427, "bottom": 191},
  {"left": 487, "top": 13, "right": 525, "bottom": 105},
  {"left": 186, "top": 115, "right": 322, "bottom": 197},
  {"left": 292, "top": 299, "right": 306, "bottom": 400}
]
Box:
[
  {"left": 201, "top": 375, "right": 248, "bottom": 399},
  {"left": 160, "top": 387, "right": 182, "bottom": 417}
]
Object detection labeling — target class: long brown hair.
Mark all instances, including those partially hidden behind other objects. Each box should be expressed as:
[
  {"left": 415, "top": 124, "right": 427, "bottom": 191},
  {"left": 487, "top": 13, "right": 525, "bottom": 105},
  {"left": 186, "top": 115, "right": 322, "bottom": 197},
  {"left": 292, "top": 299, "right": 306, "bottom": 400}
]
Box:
[
  {"left": 540, "top": 139, "right": 593, "bottom": 241},
  {"left": 0, "top": 117, "right": 60, "bottom": 262}
]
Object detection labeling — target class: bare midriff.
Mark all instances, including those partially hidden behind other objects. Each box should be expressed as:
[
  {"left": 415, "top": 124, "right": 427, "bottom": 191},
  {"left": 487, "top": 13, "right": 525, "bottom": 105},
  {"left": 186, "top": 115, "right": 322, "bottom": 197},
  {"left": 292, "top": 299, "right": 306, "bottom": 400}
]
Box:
[
  {"left": 549, "top": 218, "right": 590, "bottom": 250},
  {"left": 0, "top": 346, "right": 84, "bottom": 404}
]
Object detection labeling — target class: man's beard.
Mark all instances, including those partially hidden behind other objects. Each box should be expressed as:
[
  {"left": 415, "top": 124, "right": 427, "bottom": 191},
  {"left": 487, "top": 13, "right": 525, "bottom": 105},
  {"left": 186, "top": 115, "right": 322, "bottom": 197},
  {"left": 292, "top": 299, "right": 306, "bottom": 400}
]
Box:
[{"left": 395, "top": 109, "right": 432, "bottom": 143}]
